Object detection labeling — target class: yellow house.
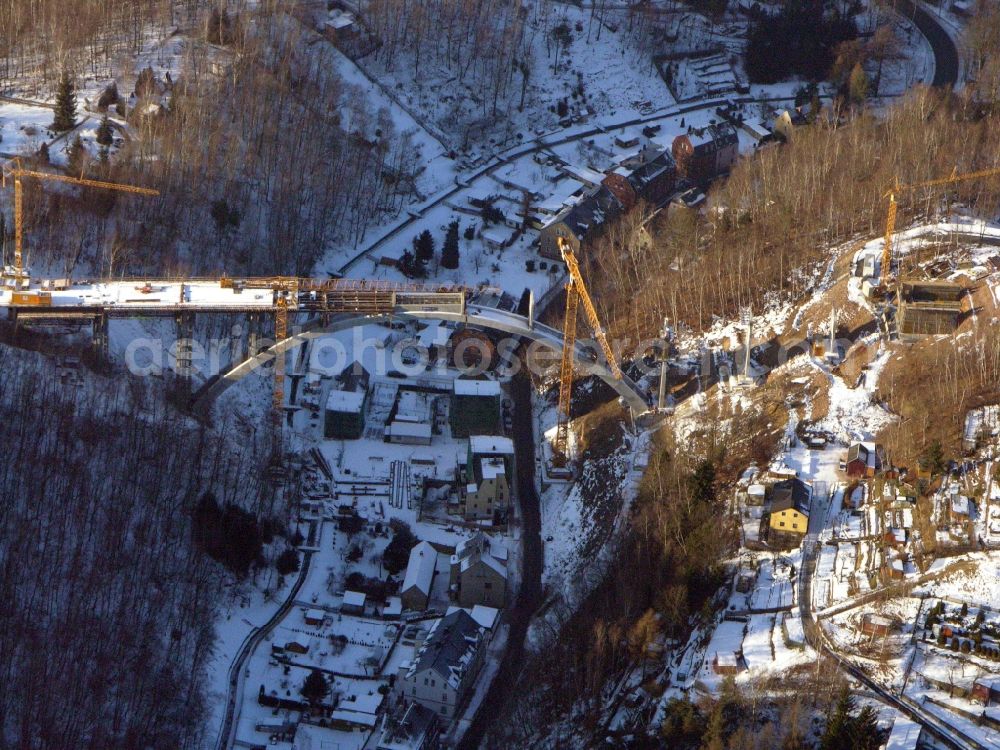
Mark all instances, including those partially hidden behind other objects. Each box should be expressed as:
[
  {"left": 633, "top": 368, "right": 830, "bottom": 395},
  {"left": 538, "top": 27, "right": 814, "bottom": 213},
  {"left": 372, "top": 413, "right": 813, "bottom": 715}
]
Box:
[{"left": 768, "top": 478, "right": 811, "bottom": 536}]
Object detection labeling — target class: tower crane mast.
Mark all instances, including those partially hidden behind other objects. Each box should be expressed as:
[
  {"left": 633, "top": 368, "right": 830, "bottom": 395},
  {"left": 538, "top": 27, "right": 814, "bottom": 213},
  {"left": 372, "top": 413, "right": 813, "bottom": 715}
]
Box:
[
  {"left": 555, "top": 237, "right": 622, "bottom": 461},
  {"left": 1, "top": 158, "right": 159, "bottom": 287}
]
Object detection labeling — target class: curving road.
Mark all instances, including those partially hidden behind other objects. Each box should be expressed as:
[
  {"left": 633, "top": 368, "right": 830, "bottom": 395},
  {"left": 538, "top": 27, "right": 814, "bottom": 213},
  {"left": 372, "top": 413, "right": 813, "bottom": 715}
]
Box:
[
  {"left": 896, "top": 0, "right": 960, "bottom": 88},
  {"left": 215, "top": 551, "right": 313, "bottom": 750}
]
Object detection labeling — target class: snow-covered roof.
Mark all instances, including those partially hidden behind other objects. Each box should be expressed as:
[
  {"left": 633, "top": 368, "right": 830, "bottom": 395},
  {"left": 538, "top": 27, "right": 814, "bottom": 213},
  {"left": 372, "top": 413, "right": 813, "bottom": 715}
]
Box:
[
  {"left": 480, "top": 457, "right": 505, "bottom": 480},
  {"left": 884, "top": 714, "right": 921, "bottom": 750},
  {"left": 330, "top": 708, "right": 377, "bottom": 727},
  {"left": 453, "top": 379, "right": 501, "bottom": 397},
  {"left": 383, "top": 597, "right": 402, "bottom": 617},
  {"left": 401, "top": 541, "right": 436, "bottom": 597},
  {"left": 406, "top": 609, "right": 485, "bottom": 689},
  {"left": 446, "top": 605, "right": 500, "bottom": 630},
  {"left": 469, "top": 435, "right": 514, "bottom": 455},
  {"left": 385, "top": 421, "right": 432, "bottom": 440},
  {"left": 747, "top": 483, "right": 766, "bottom": 497},
  {"left": 343, "top": 590, "right": 366, "bottom": 608},
  {"left": 305, "top": 608, "right": 325, "bottom": 622},
  {"left": 326, "top": 388, "right": 365, "bottom": 413}
]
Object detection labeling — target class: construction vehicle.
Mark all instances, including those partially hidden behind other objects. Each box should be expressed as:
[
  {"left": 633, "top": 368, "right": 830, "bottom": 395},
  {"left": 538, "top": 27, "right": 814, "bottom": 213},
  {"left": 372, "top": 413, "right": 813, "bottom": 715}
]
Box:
[
  {"left": 882, "top": 166, "right": 1000, "bottom": 282},
  {"left": 0, "top": 157, "right": 159, "bottom": 288},
  {"left": 554, "top": 236, "right": 622, "bottom": 463},
  {"left": 10, "top": 290, "right": 52, "bottom": 306}
]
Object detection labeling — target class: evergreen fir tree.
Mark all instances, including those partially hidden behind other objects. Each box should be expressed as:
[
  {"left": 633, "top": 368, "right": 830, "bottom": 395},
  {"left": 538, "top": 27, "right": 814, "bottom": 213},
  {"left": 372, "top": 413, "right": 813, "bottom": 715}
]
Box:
[
  {"left": 414, "top": 229, "right": 435, "bottom": 264},
  {"left": 300, "top": 669, "right": 329, "bottom": 705},
  {"left": 52, "top": 71, "right": 77, "bottom": 132},
  {"left": 96, "top": 114, "right": 114, "bottom": 147},
  {"left": 441, "top": 220, "right": 460, "bottom": 269}
]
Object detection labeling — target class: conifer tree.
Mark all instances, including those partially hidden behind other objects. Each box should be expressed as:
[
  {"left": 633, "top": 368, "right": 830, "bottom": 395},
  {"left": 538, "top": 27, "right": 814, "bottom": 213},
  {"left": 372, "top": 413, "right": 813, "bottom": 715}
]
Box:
[
  {"left": 441, "top": 220, "right": 460, "bottom": 269},
  {"left": 414, "top": 229, "right": 435, "bottom": 264},
  {"left": 96, "top": 114, "right": 113, "bottom": 146},
  {"left": 52, "top": 71, "right": 77, "bottom": 132}
]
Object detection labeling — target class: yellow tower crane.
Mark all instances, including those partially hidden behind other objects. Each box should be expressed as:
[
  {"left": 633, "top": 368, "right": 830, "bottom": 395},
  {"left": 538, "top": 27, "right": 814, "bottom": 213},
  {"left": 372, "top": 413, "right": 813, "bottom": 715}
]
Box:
[
  {"left": 555, "top": 236, "right": 622, "bottom": 462},
  {"left": 882, "top": 166, "right": 1000, "bottom": 282},
  {"left": 1, "top": 158, "right": 159, "bottom": 288}
]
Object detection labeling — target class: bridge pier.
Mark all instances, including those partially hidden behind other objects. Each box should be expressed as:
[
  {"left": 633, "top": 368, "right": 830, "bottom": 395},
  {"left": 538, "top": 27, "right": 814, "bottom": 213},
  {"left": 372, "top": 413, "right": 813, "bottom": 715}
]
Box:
[
  {"left": 91, "top": 313, "right": 109, "bottom": 363},
  {"left": 174, "top": 312, "right": 196, "bottom": 388},
  {"left": 247, "top": 312, "right": 264, "bottom": 357}
]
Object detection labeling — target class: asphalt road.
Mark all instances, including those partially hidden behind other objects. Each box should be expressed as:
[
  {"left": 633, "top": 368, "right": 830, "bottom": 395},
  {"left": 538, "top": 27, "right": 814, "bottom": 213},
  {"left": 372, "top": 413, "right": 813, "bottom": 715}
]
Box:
[
  {"left": 216, "top": 550, "right": 313, "bottom": 750},
  {"left": 457, "top": 366, "right": 543, "bottom": 750},
  {"left": 896, "top": 0, "right": 960, "bottom": 88}
]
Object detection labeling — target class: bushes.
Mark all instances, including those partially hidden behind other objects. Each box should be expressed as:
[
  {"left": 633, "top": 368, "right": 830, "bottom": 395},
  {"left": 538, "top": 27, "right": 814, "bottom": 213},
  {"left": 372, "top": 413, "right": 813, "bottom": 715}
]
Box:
[
  {"left": 382, "top": 522, "right": 418, "bottom": 574},
  {"left": 192, "top": 492, "right": 264, "bottom": 577}
]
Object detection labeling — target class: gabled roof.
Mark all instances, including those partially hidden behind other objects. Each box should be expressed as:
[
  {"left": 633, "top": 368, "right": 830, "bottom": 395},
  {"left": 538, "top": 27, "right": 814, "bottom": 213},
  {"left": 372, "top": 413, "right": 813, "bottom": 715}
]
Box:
[
  {"left": 401, "top": 541, "right": 437, "bottom": 597},
  {"left": 408, "top": 609, "right": 485, "bottom": 689},
  {"left": 847, "top": 441, "right": 884, "bottom": 469},
  {"left": 771, "top": 478, "right": 811, "bottom": 515}
]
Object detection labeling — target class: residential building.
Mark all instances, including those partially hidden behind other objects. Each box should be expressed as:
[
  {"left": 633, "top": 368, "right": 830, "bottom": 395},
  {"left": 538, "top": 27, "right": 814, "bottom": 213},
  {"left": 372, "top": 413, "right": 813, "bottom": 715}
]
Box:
[
  {"left": 457, "top": 436, "right": 515, "bottom": 523},
  {"left": 342, "top": 590, "right": 366, "bottom": 615},
  {"left": 772, "top": 107, "right": 809, "bottom": 142},
  {"left": 450, "top": 533, "right": 508, "bottom": 609},
  {"left": 625, "top": 147, "right": 677, "bottom": 207},
  {"left": 393, "top": 609, "right": 487, "bottom": 719},
  {"left": 845, "top": 442, "right": 886, "bottom": 478},
  {"left": 375, "top": 702, "right": 442, "bottom": 750},
  {"left": 325, "top": 388, "right": 367, "bottom": 439},
  {"left": 671, "top": 123, "right": 739, "bottom": 185},
  {"left": 538, "top": 185, "right": 624, "bottom": 259},
  {"left": 400, "top": 541, "right": 437, "bottom": 611},
  {"left": 768, "top": 478, "right": 811, "bottom": 542}
]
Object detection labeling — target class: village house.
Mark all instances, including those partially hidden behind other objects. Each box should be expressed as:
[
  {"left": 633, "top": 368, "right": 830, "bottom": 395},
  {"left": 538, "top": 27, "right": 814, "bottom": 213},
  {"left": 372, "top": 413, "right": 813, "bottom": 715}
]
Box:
[
  {"left": 772, "top": 107, "right": 809, "bottom": 142},
  {"left": 671, "top": 123, "right": 739, "bottom": 185},
  {"left": 860, "top": 613, "right": 895, "bottom": 637},
  {"left": 393, "top": 609, "right": 487, "bottom": 719},
  {"left": 538, "top": 184, "right": 624, "bottom": 260},
  {"left": 325, "top": 388, "right": 367, "bottom": 439},
  {"left": 342, "top": 590, "right": 366, "bottom": 615},
  {"left": 768, "top": 477, "right": 811, "bottom": 545},
  {"left": 845, "top": 442, "right": 887, "bottom": 478},
  {"left": 375, "top": 702, "right": 442, "bottom": 750},
  {"left": 712, "top": 652, "right": 741, "bottom": 675},
  {"left": 457, "top": 436, "right": 515, "bottom": 524},
  {"left": 449, "top": 532, "right": 508, "bottom": 609},
  {"left": 625, "top": 147, "right": 677, "bottom": 208},
  {"left": 972, "top": 677, "right": 1000, "bottom": 706},
  {"left": 400, "top": 541, "right": 438, "bottom": 611},
  {"left": 539, "top": 145, "right": 677, "bottom": 259}
]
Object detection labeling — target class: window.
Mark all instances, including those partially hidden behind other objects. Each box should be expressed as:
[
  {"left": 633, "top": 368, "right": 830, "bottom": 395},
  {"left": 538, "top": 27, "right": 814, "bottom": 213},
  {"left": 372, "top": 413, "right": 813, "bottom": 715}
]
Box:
[
  {"left": 431, "top": 679, "right": 435, "bottom": 687},
  {"left": 441, "top": 706, "right": 447, "bottom": 715},
  {"left": 443, "top": 693, "right": 448, "bottom": 701},
  {"left": 412, "top": 687, "right": 416, "bottom": 695},
  {"left": 484, "top": 582, "right": 492, "bottom": 589},
  {"left": 424, "top": 677, "right": 428, "bottom": 686},
  {"left": 779, "top": 522, "right": 785, "bottom": 527}
]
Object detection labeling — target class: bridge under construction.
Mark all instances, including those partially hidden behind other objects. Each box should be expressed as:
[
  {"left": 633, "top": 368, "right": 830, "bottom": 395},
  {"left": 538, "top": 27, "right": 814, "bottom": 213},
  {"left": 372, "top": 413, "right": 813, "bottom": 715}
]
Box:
[{"left": 0, "top": 274, "right": 652, "bottom": 433}]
